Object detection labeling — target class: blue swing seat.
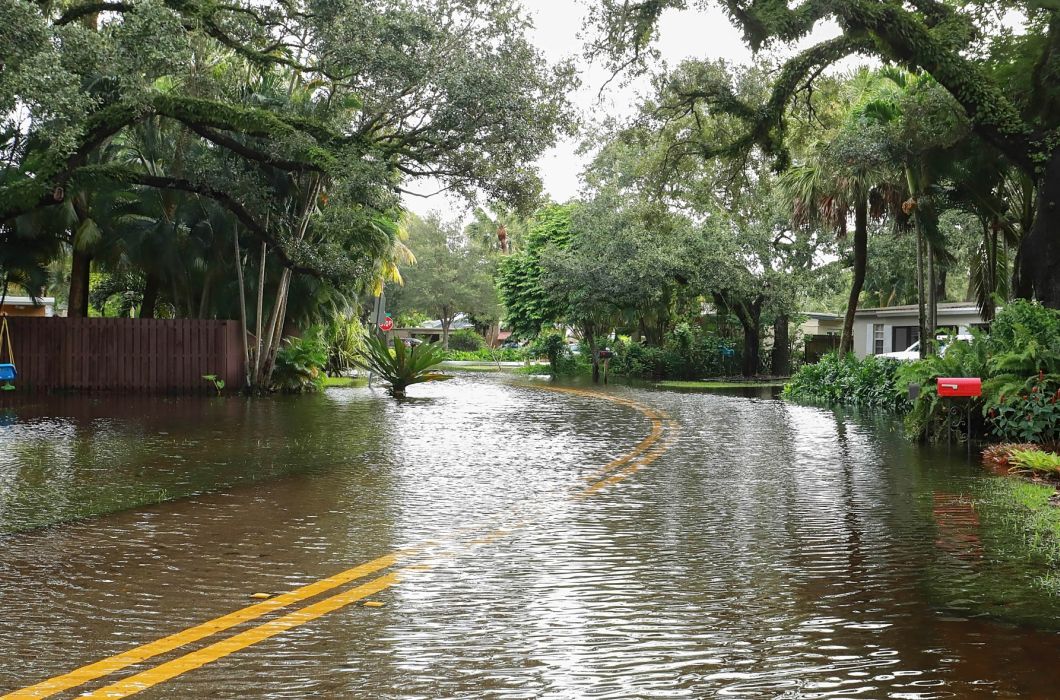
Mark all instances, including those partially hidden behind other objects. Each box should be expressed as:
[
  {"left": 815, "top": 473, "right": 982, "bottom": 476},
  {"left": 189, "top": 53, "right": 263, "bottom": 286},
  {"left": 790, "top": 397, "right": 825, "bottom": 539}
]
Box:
[{"left": 0, "top": 364, "right": 16, "bottom": 381}]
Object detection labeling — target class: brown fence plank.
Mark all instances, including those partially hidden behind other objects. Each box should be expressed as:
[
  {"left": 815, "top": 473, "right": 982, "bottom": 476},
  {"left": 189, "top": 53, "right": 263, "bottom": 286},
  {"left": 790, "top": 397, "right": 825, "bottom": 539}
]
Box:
[{"left": 4, "top": 317, "right": 245, "bottom": 395}]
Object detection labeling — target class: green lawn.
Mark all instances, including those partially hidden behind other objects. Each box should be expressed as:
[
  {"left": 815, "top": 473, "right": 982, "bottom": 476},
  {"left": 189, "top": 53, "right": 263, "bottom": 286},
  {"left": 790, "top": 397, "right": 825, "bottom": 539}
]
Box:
[{"left": 322, "top": 376, "right": 369, "bottom": 388}]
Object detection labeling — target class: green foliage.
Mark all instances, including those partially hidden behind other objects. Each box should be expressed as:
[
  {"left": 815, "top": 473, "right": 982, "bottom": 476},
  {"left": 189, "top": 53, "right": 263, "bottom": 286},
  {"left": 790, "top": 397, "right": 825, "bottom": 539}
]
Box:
[
  {"left": 201, "top": 374, "right": 225, "bottom": 396},
  {"left": 975, "top": 479, "right": 1060, "bottom": 589},
  {"left": 896, "top": 303, "right": 1060, "bottom": 442},
  {"left": 612, "top": 324, "right": 740, "bottom": 379},
  {"left": 353, "top": 335, "right": 451, "bottom": 398},
  {"left": 447, "top": 329, "right": 486, "bottom": 352},
  {"left": 445, "top": 348, "right": 525, "bottom": 362},
  {"left": 496, "top": 204, "right": 576, "bottom": 339},
  {"left": 528, "top": 332, "right": 574, "bottom": 376},
  {"left": 1009, "top": 449, "right": 1060, "bottom": 475},
  {"left": 323, "top": 315, "right": 366, "bottom": 377},
  {"left": 987, "top": 375, "right": 1060, "bottom": 444},
  {"left": 272, "top": 331, "right": 328, "bottom": 394},
  {"left": 388, "top": 214, "right": 501, "bottom": 348},
  {"left": 896, "top": 332, "right": 991, "bottom": 440},
  {"left": 784, "top": 352, "right": 909, "bottom": 411},
  {"left": 395, "top": 311, "right": 429, "bottom": 328}
]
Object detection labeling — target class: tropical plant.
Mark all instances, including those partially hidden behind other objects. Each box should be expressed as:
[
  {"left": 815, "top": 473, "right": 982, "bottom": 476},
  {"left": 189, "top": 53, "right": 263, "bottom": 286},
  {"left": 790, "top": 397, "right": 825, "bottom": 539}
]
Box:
[
  {"left": 1009, "top": 449, "right": 1060, "bottom": 475},
  {"left": 272, "top": 332, "right": 328, "bottom": 394},
  {"left": 324, "top": 315, "right": 367, "bottom": 377},
  {"left": 353, "top": 335, "right": 451, "bottom": 399},
  {"left": 201, "top": 374, "right": 225, "bottom": 396},
  {"left": 896, "top": 331, "right": 991, "bottom": 440},
  {"left": 982, "top": 443, "right": 1042, "bottom": 471},
  {"left": 784, "top": 352, "right": 909, "bottom": 411},
  {"left": 987, "top": 374, "right": 1060, "bottom": 445},
  {"left": 528, "top": 333, "right": 571, "bottom": 377},
  {"left": 448, "top": 329, "right": 487, "bottom": 352}
]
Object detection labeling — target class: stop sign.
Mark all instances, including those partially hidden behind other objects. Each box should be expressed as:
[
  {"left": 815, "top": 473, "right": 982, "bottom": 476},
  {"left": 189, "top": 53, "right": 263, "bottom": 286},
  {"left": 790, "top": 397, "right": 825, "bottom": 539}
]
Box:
[{"left": 379, "top": 315, "right": 394, "bottom": 332}]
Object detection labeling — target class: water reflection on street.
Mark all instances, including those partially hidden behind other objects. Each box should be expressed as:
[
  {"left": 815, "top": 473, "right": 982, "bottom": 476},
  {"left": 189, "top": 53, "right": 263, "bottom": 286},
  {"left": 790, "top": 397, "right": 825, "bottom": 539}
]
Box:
[{"left": 2, "top": 375, "right": 1060, "bottom": 698}]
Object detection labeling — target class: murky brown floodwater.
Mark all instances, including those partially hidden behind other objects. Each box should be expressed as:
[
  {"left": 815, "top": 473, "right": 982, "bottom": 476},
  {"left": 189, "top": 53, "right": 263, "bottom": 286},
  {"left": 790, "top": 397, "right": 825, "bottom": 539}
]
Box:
[{"left": 3, "top": 375, "right": 1060, "bottom": 698}]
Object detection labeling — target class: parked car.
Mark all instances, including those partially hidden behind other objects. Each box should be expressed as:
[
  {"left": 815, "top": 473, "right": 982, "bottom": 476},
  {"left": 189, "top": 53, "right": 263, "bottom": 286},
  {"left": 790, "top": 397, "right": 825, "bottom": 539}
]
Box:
[
  {"left": 499, "top": 340, "right": 523, "bottom": 349},
  {"left": 878, "top": 334, "right": 973, "bottom": 361}
]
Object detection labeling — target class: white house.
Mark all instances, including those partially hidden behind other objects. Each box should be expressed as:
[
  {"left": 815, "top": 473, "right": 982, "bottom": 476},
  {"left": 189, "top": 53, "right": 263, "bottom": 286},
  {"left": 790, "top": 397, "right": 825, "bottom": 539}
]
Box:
[
  {"left": 0, "top": 296, "right": 55, "bottom": 318},
  {"left": 852, "top": 302, "right": 988, "bottom": 358}
]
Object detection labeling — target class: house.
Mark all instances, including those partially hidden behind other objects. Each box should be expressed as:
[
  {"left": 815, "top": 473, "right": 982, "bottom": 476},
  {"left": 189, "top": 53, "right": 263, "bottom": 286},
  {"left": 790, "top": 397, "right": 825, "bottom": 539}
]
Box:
[
  {"left": 852, "top": 302, "right": 988, "bottom": 358},
  {"left": 0, "top": 296, "right": 55, "bottom": 318},
  {"left": 799, "top": 311, "right": 844, "bottom": 363}
]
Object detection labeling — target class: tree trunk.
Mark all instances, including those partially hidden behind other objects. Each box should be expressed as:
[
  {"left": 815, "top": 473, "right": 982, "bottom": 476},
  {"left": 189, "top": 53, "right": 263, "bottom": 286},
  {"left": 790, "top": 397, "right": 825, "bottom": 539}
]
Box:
[
  {"left": 441, "top": 307, "right": 452, "bottom": 350},
  {"left": 731, "top": 298, "right": 762, "bottom": 377},
  {"left": 741, "top": 321, "right": 760, "bottom": 377},
  {"left": 68, "top": 249, "right": 91, "bottom": 318},
  {"left": 234, "top": 230, "right": 250, "bottom": 389},
  {"left": 928, "top": 246, "right": 938, "bottom": 343},
  {"left": 140, "top": 272, "right": 160, "bottom": 319},
  {"left": 915, "top": 223, "right": 930, "bottom": 359},
  {"left": 584, "top": 321, "right": 600, "bottom": 383},
  {"left": 1020, "top": 148, "right": 1060, "bottom": 307},
  {"left": 771, "top": 314, "right": 790, "bottom": 377},
  {"left": 839, "top": 199, "right": 868, "bottom": 355}
]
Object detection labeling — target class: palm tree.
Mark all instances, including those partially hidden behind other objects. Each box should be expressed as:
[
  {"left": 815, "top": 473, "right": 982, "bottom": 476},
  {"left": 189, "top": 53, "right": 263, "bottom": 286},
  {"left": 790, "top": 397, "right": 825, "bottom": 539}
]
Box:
[{"left": 779, "top": 146, "right": 891, "bottom": 355}]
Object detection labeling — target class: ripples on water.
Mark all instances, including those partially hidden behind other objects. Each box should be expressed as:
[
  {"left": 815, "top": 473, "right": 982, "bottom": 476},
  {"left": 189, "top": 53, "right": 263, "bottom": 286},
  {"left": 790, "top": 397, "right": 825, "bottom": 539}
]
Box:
[{"left": 2, "top": 376, "right": 1060, "bottom": 698}]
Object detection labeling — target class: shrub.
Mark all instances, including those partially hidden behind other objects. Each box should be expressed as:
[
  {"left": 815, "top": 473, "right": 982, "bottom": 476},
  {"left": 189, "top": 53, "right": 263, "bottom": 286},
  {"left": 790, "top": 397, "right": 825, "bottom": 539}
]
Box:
[
  {"left": 1009, "top": 448, "right": 1060, "bottom": 475},
  {"left": 352, "top": 335, "right": 451, "bottom": 398},
  {"left": 612, "top": 324, "right": 741, "bottom": 379},
  {"left": 445, "top": 348, "right": 525, "bottom": 362},
  {"left": 447, "top": 329, "right": 487, "bottom": 351},
  {"left": 324, "top": 315, "right": 367, "bottom": 376},
  {"left": 982, "top": 443, "right": 1042, "bottom": 471},
  {"left": 987, "top": 373, "right": 1060, "bottom": 444},
  {"left": 529, "top": 333, "right": 575, "bottom": 375},
  {"left": 783, "top": 352, "right": 909, "bottom": 411},
  {"left": 273, "top": 329, "right": 328, "bottom": 393},
  {"left": 897, "top": 331, "right": 990, "bottom": 441}
]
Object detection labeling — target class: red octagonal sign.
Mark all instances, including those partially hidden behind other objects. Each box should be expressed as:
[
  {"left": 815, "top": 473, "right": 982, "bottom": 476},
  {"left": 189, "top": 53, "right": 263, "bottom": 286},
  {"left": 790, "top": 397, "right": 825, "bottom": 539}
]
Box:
[{"left": 379, "top": 316, "right": 394, "bottom": 332}]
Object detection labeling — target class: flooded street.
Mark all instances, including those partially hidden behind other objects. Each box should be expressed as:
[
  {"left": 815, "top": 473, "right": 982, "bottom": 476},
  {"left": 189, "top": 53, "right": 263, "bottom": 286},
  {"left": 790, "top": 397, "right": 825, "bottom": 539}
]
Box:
[{"left": 3, "top": 375, "right": 1060, "bottom": 698}]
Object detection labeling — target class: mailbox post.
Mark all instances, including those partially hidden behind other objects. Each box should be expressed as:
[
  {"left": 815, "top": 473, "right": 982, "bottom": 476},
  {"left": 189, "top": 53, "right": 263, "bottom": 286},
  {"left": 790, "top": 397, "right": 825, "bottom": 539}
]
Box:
[
  {"left": 936, "top": 377, "right": 982, "bottom": 448},
  {"left": 598, "top": 349, "right": 614, "bottom": 385}
]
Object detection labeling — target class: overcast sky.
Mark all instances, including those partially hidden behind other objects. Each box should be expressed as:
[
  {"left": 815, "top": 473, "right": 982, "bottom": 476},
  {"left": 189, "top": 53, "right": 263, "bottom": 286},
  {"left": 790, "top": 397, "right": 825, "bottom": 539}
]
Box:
[{"left": 401, "top": 1, "right": 840, "bottom": 220}]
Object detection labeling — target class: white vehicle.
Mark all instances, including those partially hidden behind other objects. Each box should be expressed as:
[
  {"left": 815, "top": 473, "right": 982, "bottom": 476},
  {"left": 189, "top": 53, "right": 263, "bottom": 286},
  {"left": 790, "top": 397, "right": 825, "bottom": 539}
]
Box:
[{"left": 878, "top": 334, "right": 974, "bottom": 361}]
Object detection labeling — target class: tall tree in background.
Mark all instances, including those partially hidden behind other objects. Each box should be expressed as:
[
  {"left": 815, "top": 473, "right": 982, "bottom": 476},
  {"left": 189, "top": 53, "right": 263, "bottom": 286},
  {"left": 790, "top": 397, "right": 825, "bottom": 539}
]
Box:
[
  {"left": 391, "top": 214, "right": 501, "bottom": 350},
  {"left": 590, "top": 0, "right": 1060, "bottom": 307},
  {"left": 496, "top": 204, "right": 577, "bottom": 339}
]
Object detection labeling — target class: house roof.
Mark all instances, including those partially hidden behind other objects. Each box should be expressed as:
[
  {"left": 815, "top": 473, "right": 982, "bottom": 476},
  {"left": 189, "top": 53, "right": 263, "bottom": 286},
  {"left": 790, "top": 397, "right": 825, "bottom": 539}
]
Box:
[
  {"left": 0, "top": 296, "right": 55, "bottom": 307},
  {"left": 802, "top": 311, "right": 842, "bottom": 321},
  {"left": 854, "top": 301, "right": 984, "bottom": 317}
]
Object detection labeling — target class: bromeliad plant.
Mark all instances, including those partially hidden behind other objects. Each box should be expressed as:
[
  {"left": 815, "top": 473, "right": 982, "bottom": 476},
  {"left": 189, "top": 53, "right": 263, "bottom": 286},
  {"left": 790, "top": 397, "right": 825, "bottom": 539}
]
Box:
[{"left": 354, "top": 335, "right": 451, "bottom": 398}]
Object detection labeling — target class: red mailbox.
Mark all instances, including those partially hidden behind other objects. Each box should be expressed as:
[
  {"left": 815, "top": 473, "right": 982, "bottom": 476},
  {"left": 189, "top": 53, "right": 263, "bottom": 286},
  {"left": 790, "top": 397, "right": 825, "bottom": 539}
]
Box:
[{"left": 937, "top": 377, "right": 982, "bottom": 398}]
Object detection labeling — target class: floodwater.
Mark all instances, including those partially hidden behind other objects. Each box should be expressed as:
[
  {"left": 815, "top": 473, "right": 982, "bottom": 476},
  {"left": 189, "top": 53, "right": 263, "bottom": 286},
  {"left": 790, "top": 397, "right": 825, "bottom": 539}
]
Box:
[{"left": 2, "top": 375, "right": 1060, "bottom": 698}]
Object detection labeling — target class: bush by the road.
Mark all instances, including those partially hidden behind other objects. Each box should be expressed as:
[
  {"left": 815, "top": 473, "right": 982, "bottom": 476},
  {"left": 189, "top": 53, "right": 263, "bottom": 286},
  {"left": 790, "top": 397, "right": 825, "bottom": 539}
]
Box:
[{"left": 783, "top": 352, "right": 909, "bottom": 411}]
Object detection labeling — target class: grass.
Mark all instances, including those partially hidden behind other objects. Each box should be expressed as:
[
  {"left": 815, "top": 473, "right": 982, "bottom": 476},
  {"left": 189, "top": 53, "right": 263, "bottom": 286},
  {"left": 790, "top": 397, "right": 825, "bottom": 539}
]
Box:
[
  {"left": 322, "top": 376, "right": 368, "bottom": 388},
  {"left": 656, "top": 379, "right": 787, "bottom": 390},
  {"left": 977, "top": 478, "right": 1060, "bottom": 574},
  {"left": 438, "top": 363, "right": 503, "bottom": 372}
]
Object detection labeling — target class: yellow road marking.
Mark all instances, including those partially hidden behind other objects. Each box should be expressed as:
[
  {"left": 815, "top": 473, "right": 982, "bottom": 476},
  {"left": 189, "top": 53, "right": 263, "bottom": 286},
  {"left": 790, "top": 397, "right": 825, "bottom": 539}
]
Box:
[
  {"left": 1, "top": 553, "right": 403, "bottom": 699},
  {"left": 5, "top": 385, "right": 676, "bottom": 698},
  {"left": 580, "top": 433, "right": 678, "bottom": 497},
  {"left": 81, "top": 572, "right": 401, "bottom": 699}
]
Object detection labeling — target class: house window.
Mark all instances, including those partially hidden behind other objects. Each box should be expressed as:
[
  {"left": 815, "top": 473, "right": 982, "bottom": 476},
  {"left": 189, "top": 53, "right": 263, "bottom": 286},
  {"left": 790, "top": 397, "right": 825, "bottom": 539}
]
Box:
[
  {"left": 873, "top": 324, "right": 885, "bottom": 355},
  {"left": 892, "top": 326, "right": 919, "bottom": 352}
]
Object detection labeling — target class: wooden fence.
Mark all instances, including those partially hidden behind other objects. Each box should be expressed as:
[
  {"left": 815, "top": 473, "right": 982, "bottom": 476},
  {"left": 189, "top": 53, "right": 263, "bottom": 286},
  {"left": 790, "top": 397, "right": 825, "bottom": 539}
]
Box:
[{"left": 2, "top": 317, "right": 245, "bottom": 394}]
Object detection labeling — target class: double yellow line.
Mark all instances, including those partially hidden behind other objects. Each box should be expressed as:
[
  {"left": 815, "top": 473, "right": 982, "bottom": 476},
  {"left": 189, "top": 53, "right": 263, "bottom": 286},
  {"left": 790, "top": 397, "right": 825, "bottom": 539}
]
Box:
[{"left": 5, "top": 386, "right": 676, "bottom": 699}]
